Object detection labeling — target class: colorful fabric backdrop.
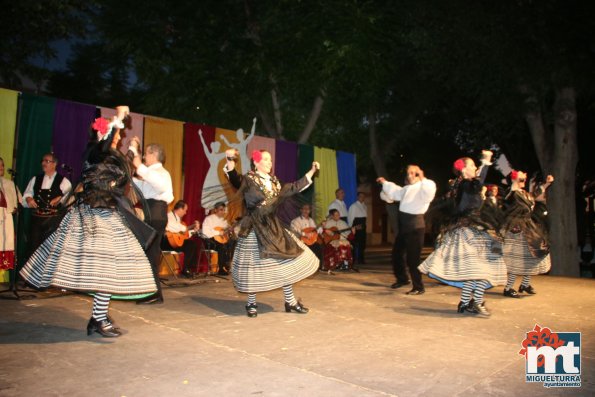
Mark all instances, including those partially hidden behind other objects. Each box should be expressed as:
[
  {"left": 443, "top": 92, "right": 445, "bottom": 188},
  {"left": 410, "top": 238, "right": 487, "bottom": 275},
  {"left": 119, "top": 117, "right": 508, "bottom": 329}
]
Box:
[{"left": 0, "top": 92, "right": 356, "bottom": 269}]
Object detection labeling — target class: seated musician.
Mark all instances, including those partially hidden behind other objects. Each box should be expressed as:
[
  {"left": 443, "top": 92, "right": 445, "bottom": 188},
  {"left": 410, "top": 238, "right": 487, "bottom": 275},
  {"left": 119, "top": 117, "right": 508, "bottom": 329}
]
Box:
[
  {"left": 322, "top": 209, "right": 356, "bottom": 274},
  {"left": 201, "top": 201, "right": 233, "bottom": 275},
  {"left": 290, "top": 203, "right": 323, "bottom": 266},
  {"left": 161, "top": 200, "right": 200, "bottom": 277}
]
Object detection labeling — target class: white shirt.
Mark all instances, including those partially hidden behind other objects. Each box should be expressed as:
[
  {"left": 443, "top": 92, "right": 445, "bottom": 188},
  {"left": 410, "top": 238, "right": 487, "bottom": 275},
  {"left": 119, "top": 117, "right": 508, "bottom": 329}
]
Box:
[
  {"left": 348, "top": 201, "right": 367, "bottom": 226},
  {"left": 202, "top": 214, "right": 229, "bottom": 238},
  {"left": 290, "top": 216, "right": 319, "bottom": 235},
  {"left": 166, "top": 211, "right": 188, "bottom": 233},
  {"left": 22, "top": 172, "right": 72, "bottom": 208},
  {"left": 327, "top": 199, "right": 348, "bottom": 218},
  {"left": 381, "top": 178, "right": 436, "bottom": 215},
  {"left": 324, "top": 218, "right": 351, "bottom": 240},
  {"left": 133, "top": 162, "right": 174, "bottom": 204}
]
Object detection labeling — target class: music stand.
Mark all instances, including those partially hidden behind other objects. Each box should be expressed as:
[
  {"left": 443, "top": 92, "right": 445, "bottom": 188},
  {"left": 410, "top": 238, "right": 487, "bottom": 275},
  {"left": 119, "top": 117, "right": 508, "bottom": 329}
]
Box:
[{"left": 0, "top": 170, "right": 36, "bottom": 300}]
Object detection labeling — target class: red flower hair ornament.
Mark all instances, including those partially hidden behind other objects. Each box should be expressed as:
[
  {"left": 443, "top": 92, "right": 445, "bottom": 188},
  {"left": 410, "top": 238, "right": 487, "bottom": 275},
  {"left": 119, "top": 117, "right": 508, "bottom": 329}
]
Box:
[
  {"left": 251, "top": 150, "right": 262, "bottom": 163},
  {"left": 453, "top": 159, "right": 465, "bottom": 172},
  {"left": 92, "top": 118, "right": 110, "bottom": 138}
]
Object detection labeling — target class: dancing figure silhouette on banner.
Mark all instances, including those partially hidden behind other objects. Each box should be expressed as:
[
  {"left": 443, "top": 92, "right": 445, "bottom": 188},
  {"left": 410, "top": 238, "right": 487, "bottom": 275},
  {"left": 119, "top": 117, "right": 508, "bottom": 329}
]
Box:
[
  {"left": 220, "top": 118, "right": 257, "bottom": 174},
  {"left": 198, "top": 129, "right": 227, "bottom": 210}
]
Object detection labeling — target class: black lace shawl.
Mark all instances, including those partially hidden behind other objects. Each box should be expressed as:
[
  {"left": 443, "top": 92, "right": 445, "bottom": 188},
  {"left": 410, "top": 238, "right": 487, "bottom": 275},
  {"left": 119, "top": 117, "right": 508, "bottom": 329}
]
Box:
[{"left": 227, "top": 169, "right": 310, "bottom": 259}]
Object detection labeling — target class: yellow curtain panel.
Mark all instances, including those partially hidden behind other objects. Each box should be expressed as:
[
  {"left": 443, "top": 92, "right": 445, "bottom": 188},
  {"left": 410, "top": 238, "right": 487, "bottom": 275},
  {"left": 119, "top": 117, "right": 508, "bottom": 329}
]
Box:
[
  {"left": 143, "top": 117, "right": 184, "bottom": 207},
  {"left": 313, "top": 146, "right": 339, "bottom": 224},
  {"left": 0, "top": 88, "right": 19, "bottom": 168}
]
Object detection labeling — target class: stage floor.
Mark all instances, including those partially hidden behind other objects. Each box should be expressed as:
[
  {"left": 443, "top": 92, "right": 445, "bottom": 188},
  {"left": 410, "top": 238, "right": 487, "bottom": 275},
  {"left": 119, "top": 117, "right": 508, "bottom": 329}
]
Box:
[{"left": 1, "top": 246, "right": 593, "bottom": 396}]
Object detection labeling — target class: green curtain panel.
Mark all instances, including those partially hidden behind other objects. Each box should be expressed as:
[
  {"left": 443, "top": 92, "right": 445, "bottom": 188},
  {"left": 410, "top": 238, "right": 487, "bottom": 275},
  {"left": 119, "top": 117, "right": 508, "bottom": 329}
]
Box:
[
  {"left": 15, "top": 93, "right": 56, "bottom": 267},
  {"left": 298, "top": 144, "right": 315, "bottom": 216}
]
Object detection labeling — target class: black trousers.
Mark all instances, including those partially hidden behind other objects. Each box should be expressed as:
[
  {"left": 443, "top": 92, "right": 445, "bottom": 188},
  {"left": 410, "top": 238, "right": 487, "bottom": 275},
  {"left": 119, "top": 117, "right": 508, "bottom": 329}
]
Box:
[
  {"left": 161, "top": 237, "right": 197, "bottom": 273},
  {"left": 393, "top": 227, "right": 425, "bottom": 291},
  {"left": 27, "top": 213, "right": 61, "bottom": 261},
  {"left": 145, "top": 199, "right": 168, "bottom": 298},
  {"left": 352, "top": 217, "right": 367, "bottom": 264},
  {"left": 208, "top": 238, "right": 233, "bottom": 273}
]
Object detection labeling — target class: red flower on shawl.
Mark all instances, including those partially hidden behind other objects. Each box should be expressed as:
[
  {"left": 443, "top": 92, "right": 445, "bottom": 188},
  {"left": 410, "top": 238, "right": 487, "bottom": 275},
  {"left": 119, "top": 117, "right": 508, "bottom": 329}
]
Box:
[{"left": 251, "top": 150, "right": 262, "bottom": 163}]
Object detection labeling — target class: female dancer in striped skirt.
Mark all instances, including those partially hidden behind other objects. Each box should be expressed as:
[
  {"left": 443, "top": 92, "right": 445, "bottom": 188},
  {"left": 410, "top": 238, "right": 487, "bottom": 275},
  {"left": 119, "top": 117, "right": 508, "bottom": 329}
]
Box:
[
  {"left": 224, "top": 148, "right": 320, "bottom": 317},
  {"left": 418, "top": 150, "right": 507, "bottom": 316},
  {"left": 501, "top": 171, "right": 552, "bottom": 298},
  {"left": 20, "top": 107, "right": 157, "bottom": 337}
]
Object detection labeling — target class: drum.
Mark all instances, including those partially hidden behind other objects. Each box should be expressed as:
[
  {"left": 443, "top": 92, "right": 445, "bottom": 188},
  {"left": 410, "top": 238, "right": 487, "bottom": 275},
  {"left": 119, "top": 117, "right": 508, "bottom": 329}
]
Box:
[{"left": 208, "top": 250, "right": 219, "bottom": 274}]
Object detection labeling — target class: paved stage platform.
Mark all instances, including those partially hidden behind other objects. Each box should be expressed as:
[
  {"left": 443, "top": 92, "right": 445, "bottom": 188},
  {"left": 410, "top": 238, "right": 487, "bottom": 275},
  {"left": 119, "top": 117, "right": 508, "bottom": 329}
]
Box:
[{"left": 1, "top": 246, "right": 593, "bottom": 396}]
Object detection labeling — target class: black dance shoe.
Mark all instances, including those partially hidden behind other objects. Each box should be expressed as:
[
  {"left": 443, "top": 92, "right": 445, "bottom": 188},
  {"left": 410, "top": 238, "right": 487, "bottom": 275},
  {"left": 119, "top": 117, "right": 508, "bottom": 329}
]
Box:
[
  {"left": 518, "top": 284, "right": 536, "bottom": 295},
  {"left": 471, "top": 301, "right": 491, "bottom": 317},
  {"left": 87, "top": 318, "right": 121, "bottom": 337},
  {"left": 503, "top": 288, "right": 520, "bottom": 298},
  {"left": 106, "top": 315, "right": 120, "bottom": 330},
  {"left": 285, "top": 301, "right": 309, "bottom": 314},
  {"left": 457, "top": 299, "right": 475, "bottom": 313},
  {"left": 245, "top": 304, "right": 258, "bottom": 318},
  {"left": 406, "top": 289, "right": 425, "bottom": 295},
  {"left": 390, "top": 281, "right": 410, "bottom": 289}
]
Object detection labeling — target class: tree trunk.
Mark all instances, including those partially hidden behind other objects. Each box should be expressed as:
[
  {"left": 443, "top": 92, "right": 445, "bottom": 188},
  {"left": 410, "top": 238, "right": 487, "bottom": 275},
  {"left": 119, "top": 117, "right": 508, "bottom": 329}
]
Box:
[
  {"left": 523, "top": 87, "right": 579, "bottom": 277},
  {"left": 547, "top": 87, "right": 579, "bottom": 276},
  {"left": 269, "top": 74, "right": 284, "bottom": 139},
  {"left": 368, "top": 109, "right": 388, "bottom": 177},
  {"left": 298, "top": 88, "right": 326, "bottom": 144}
]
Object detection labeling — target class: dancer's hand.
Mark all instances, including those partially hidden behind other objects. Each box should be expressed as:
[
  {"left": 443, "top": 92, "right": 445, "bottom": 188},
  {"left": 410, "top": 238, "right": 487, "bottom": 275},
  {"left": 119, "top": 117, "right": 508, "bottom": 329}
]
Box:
[
  {"left": 311, "top": 161, "right": 320, "bottom": 173},
  {"left": 481, "top": 150, "right": 493, "bottom": 162},
  {"left": 376, "top": 177, "right": 386, "bottom": 184},
  {"left": 115, "top": 106, "right": 130, "bottom": 121},
  {"left": 546, "top": 175, "right": 554, "bottom": 183}
]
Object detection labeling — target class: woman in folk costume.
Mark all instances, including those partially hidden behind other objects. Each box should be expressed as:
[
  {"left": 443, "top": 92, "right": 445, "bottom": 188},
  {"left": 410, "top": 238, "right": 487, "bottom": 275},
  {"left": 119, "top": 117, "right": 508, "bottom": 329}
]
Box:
[
  {"left": 20, "top": 107, "right": 157, "bottom": 337},
  {"left": 224, "top": 148, "right": 320, "bottom": 317},
  {"left": 418, "top": 150, "right": 507, "bottom": 317},
  {"left": 0, "top": 157, "right": 21, "bottom": 273},
  {"left": 501, "top": 170, "right": 552, "bottom": 298}
]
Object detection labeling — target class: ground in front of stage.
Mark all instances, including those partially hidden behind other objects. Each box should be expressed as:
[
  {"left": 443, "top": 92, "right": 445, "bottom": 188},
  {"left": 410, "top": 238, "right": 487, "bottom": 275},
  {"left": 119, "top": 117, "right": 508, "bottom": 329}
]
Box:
[{"left": 0, "top": 246, "right": 593, "bottom": 397}]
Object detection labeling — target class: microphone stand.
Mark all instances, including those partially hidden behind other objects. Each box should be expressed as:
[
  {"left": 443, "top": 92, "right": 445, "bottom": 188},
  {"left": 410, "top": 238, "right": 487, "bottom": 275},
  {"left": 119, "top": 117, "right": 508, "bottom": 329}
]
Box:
[{"left": 0, "top": 171, "right": 36, "bottom": 300}]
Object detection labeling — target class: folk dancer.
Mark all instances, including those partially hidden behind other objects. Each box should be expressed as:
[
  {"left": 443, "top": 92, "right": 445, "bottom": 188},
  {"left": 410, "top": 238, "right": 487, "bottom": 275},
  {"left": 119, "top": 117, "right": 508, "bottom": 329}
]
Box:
[
  {"left": 224, "top": 148, "right": 320, "bottom": 317},
  {"left": 377, "top": 165, "right": 436, "bottom": 295},
  {"left": 418, "top": 151, "right": 507, "bottom": 316},
  {"left": 20, "top": 108, "right": 157, "bottom": 337},
  {"left": 132, "top": 143, "right": 174, "bottom": 304},
  {"left": 501, "top": 171, "right": 552, "bottom": 298}
]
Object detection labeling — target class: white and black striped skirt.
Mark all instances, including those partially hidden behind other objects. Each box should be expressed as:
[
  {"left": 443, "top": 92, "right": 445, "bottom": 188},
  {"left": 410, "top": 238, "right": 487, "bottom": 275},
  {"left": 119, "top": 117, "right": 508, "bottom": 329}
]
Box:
[
  {"left": 418, "top": 227, "right": 507, "bottom": 286},
  {"left": 232, "top": 230, "right": 319, "bottom": 293},
  {"left": 502, "top": 231, "right": 551, "bottom": 275},
  {"left": 20, "top": 205, "right": 157, "bottom": 295}
]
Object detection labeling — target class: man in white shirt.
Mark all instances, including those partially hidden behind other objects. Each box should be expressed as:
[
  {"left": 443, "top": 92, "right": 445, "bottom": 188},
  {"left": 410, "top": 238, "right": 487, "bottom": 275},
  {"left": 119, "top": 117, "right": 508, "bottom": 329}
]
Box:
[
  {"left": 162, "top": 200, "right": 200, "bottom": 277},
  {"left": 201, "top": 202, "right": 233, "bottom": 275},
  {"left": 378, "top": 165, "right": 436, "bottom": 295},
  {"left": 291, "top": 203, "right": 323, "bottom": 265},
  {"left": 133, "top": 143, "right": 174, "bottom": 304},
  {"left": 348, "top": 192, "right": 367, "bottom": 267},
  {"left": 327, "top": 188, "right": 348, "bottom": 222},
  {"left": 22, "top": 153, "right": 72, "bottom": 259}
]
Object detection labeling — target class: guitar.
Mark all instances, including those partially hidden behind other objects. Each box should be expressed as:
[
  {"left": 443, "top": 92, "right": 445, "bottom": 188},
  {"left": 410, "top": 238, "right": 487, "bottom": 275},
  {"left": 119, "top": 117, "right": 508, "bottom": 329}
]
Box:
[
  {"left": 213, "top": 225, "right": 235, "bottom": 244},
  {"left": 322, "top": 224, "right": 362, "bottom": 245},
  {"left": 166, "top": 221, "right": 199, "bottom": 248},
  {"left": 300, "top": 227, "right": 322, "bottom": 246}
]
